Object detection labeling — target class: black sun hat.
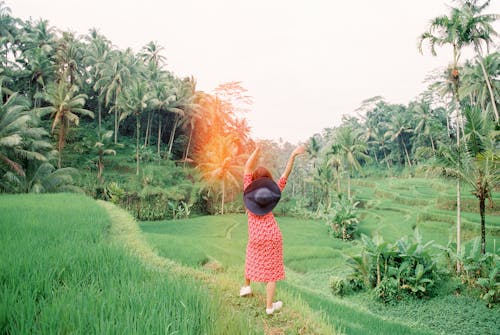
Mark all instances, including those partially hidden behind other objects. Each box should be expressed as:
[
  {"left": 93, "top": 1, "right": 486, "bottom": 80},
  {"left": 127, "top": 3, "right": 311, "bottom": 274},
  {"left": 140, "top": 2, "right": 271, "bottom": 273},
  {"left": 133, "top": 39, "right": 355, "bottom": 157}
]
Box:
[{"left": 243, "top": 177, "right": 281, "bottom": 215}]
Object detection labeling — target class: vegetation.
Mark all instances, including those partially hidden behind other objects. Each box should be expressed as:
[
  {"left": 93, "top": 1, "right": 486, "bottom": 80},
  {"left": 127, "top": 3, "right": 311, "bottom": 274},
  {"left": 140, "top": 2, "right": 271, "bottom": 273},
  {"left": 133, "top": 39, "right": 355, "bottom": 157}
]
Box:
[
  {"left": 0, "top": 0, "right": 499, "bottom": 333},
  {"left": 0, "top": 193, "right": 258, "bottom": 334},
  {"left": 140, "top": 176, "right": 499, "bottom": 335}
]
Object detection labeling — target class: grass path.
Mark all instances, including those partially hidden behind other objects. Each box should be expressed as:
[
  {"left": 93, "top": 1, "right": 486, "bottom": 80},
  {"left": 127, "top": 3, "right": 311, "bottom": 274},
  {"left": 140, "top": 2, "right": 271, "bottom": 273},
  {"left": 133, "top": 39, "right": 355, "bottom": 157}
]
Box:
[{"left": 98, "top": 200, "right": 338, "bottom": 335}]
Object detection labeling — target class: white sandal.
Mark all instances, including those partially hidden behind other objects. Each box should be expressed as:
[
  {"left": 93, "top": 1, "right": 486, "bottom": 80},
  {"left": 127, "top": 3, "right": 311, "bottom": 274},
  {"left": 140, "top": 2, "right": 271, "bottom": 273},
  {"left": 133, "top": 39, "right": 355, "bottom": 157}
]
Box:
[
  {"left": 266, "top": 301, "right": 283, "bottom": 315},
  {"left": 239, "top": 285, "right": 252, "bottom": 297}
]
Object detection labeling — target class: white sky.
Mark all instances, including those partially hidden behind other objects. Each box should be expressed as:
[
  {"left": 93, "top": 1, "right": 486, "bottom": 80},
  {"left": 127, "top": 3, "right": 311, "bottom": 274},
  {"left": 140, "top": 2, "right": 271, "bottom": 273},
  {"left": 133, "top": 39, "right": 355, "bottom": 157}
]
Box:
[{"left": 6, "top": 0, "right": 500, "bottom": 143}]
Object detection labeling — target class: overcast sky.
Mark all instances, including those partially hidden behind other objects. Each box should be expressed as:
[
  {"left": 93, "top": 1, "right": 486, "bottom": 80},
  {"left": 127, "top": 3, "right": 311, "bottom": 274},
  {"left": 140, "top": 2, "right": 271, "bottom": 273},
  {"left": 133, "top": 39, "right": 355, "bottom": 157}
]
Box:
[{"left": 6, "top": 0, "right": 500, "bottom": 143}]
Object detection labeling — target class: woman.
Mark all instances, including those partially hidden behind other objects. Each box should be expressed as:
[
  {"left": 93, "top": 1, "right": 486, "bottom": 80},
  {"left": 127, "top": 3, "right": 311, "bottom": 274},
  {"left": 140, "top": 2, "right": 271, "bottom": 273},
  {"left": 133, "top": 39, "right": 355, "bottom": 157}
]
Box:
[{"left": 240, "top": 142, "right": 305, "bottom": 315}]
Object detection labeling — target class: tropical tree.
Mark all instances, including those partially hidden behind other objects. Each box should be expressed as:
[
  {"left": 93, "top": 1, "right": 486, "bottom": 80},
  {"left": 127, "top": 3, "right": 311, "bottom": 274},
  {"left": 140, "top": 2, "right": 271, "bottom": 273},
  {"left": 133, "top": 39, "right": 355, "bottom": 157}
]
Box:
[
  {"left": 39, "top": 81, "right": 94, "bottom": 168},
  {"left": 431, "top": 106, "right": 498, "bottom": 254},
  {"left": 460, "top": 52, "right": 500, "bottom": 122},
  {"left": 418, "top": 0, "right": 498, "bottom": 268},
  {"left": 331, "top": 126, "right": 370, "bottom": 199},
  {"left": 119, "top": 79, "right": 151, "bottom": 175},
  {"left": 456, "top": 0, "right": 499, "bottom": 121},
  {"left": 166, "top": 76, "right": 198, "bottom": 157},
  {"left": 138, "top": 41, "right": 167, "bottom": 68},
  {"left": 384, "top": 111, "right": 414, "bottom": 168},
  {"left": 0, "top": 1, "right": 17, "bottom": 68},
  {"left": 84, "top": 28, "right": 111, "bottom": 134},
  {"left": 94, "top": 130, "right": 117, "bottom": 183},
  {"left": 149, "top": 69, "right": 176, "bottom": 157},
  {"left": 367, "top": 127, "right": 392, "bottom": 169},
  {"left": 55, "top": 31, "right": 84, "bottom": 86},
  {"left": 0, "top": 92, "right": 31, "bottom": 178},
  {"left": 94, "top": 49, "right": 133, "bottom": 143},
  {"left": 22, "top": 49, "right": 56, "bottom": 107},
  {"left": 197, "top": 134, "right": 246, "bottom": 214},
  {"left": 0, "top": 91, "right": 56, "bottom": 193}
]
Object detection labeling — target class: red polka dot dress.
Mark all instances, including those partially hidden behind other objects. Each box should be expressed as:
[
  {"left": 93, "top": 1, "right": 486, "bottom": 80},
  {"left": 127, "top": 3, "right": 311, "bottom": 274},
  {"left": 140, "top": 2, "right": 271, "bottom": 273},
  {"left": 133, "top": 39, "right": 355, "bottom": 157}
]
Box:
[{"left": 244, "top": 174, "right": 287, "bottom": 282}]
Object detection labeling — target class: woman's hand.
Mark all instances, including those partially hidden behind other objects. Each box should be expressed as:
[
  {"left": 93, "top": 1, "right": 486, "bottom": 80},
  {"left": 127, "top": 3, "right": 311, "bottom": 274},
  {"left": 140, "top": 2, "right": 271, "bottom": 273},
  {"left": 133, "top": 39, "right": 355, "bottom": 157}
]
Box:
[{"left": 292, "top": 145, "right": 306, "bottom": 157}]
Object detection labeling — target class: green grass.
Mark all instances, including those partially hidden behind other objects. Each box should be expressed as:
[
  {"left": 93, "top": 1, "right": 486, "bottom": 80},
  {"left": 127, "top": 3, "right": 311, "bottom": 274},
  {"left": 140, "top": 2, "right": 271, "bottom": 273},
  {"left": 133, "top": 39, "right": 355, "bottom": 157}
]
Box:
[
  {"left": 0, "top": 194, "right": 257, "bottom": 335},
  {"left": 2, "top": 176, "right": 499, "bottom": 334},
  {"left": 140, "top": 176, "right": 500, "bottom": 335}
]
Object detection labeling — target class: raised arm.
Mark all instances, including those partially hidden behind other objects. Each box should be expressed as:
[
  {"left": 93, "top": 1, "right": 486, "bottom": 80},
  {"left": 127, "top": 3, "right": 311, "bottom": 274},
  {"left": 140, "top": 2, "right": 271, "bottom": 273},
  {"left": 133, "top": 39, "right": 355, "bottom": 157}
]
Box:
[
  {"left": 280, "top": 145, "right": 305, "bottom": 180},
  {"left": 244, "top": 142, "right": 261, "bottom": 175}
]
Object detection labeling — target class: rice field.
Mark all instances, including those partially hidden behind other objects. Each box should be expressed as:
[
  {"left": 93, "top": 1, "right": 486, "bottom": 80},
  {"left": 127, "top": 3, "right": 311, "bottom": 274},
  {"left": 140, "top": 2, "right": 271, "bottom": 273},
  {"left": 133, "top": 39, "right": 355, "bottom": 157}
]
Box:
[
  {"left": 1, "top": 176, "right": 498, "bottom": 334},
  {"left": 0, "top": 194, "right": 257, "bottom": 335},
  {"left": 141, "top": 177, "right": 500, "bottom": 335}
]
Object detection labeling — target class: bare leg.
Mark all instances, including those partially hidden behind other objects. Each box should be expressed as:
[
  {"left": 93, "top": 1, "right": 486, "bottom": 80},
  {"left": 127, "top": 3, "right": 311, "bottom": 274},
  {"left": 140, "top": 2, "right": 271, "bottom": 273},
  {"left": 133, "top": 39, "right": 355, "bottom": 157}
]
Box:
[
  {"left": 245, "top": 278, "right": 250, "bottom": 286},
  {"left": 266, "top": 281, "right": 276, "bottom": 309}
]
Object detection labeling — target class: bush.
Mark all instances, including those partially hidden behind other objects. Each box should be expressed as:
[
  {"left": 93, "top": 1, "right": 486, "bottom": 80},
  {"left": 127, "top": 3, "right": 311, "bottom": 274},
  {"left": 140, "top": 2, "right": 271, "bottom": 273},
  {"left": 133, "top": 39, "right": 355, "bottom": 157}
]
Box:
[
  {"left": 330, "top": 276, "right": 365, "bottom": 297},
  {"left": 349, "top": 230, "right": 442, "bottom": 303},
  {"left": 321, "top": 194, "right": 360, "bottom": 241},
  {"left": 438, "top": 238, "right": 500, "bottom": 307}
]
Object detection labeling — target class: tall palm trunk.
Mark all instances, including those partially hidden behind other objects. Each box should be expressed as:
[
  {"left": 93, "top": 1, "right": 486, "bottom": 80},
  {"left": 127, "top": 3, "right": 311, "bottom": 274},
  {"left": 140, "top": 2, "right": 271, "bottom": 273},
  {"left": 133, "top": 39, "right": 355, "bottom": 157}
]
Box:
[
  {"left": 97, "top": 99, "right": 102, "bottom": 135},
  {"left": 157, "top": 113, "right": 162, "bottom": 158},
  {"left": 476, "top": 53, "right": 499, "bottom": 122},
  {"left": 453, "top": 72, "right": 462, "bottom": 273},
  {"left": 479, "top": 193, "right": 486, "bottom": 255},
  {"left": 401, "top": 138, "right": 412, "bottom": 168},
  {"left": 347, "top": 167, "right": 351, "bottom": 200},
  {"left": 144, "top": 110, "right": 151, "bottom": 146},
  {"left": 114, "top": 108, "right": 118, "bottom": 144},
  {"left": 57, "top": 121, "right": 67, "bottom": 169},
  {"left": 167, "top": 114, "right": 179, "bottom": 157},
  {"left": 136, "top": 113, "right": 140, "bottom": 175},
  {"left": 183, "top": 125, "right": 194, "bottom": 165},
  {"left": 383, "top": 150, "right": 390, "bottom": 169},
  {"left": 221, "top": 180, "right": 225, "bottom": 215}
]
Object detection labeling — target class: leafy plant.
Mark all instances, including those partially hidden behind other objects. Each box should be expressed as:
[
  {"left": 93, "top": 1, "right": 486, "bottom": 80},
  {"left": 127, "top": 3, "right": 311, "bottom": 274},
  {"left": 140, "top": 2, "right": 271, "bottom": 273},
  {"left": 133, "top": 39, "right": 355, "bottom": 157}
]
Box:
[
  {"left": 321, "top": 194, "right": 360, "bottom": 240},
  {"left": 349, "top": 230, "right": 441, "bottom": 303}
]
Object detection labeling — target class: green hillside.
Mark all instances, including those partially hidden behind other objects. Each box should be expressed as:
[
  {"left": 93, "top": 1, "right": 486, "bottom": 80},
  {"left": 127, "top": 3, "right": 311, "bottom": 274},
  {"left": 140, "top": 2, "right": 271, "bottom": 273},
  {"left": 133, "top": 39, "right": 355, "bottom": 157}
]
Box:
[{"left": 141, "top": 177, "right": 500, "bottom": 335}]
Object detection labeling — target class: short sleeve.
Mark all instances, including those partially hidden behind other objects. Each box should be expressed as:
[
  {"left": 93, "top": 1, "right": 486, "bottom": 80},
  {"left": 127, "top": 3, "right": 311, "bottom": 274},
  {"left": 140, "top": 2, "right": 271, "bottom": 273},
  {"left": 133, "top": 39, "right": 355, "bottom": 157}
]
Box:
[
  {"left": 277, "top": 177, "right": 287, "bottom": 192},
  {"left": 244, "top": 173, "right": 253, "bottom": 190}
]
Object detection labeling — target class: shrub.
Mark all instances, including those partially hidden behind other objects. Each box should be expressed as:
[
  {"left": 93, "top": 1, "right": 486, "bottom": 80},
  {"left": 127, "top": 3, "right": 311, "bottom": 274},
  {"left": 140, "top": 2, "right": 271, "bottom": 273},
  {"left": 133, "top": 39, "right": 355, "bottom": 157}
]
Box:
[
  {"left": 438, "top": 238, "right": 500, "bottom": 307},
  {"left": 321, "top": 194, "right": 360, "bottom": 240},
  {"left": 349, "top": 231, "right": 442, "bottom": 303},
  {"left": 330, "top": 276, "right": 365, "bottom": 297}
]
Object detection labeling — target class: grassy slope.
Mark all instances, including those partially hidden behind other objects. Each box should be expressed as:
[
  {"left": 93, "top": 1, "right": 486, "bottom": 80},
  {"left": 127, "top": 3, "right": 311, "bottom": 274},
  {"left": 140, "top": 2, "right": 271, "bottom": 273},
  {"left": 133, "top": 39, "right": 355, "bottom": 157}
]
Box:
[
  {"left": 0, "top": 194, "right": 258, "bottom": 335},
  {"left": 141, "top": 176, "right": 500, "bottom": 335}
]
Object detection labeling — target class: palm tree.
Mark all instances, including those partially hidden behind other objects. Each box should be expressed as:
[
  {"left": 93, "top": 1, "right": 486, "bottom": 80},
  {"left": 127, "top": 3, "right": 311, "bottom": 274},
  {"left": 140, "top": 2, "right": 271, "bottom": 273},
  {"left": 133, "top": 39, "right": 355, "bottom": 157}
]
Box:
[
  {"left": 456, "top": 0, "right": 499, "bottom": 121},
  {"left": 0, "top": 91, "right": 54, "bottom": 193},
  {"left": 138, "top": 41, "right": 167, "bottom": 67},
  {"left": 84, "top": 28, "right": 111, "bottom": 135},
  {"left": 166, "top": 77, "right": 199, "bottom": 158},
  {"left": 3, "top": 161, "right": 80, "bottom": 194},
  {"left": 332, "top": 126, "right": 370, "bottom": 199},
  {"left": 55, "top": 31, "right": 84, "bottom": 86},
  {"left": 94, "top": 130, "right": 117, "bottom": 183},
  {"left": 411, "top": 100, "right": 439, "bottom": 154},
  {"left": 0, "top": 92, "right": 31, "bottom": 177},
  {"left": 94, "top": 49, "right": 133, "bottom": 143},
  {"left": 419, "top": 1, "right": 498, "bottom": 268},
  {"left": 149, "top": 70, "right": 176, "bottom": 157},
  {"left": 431, "top": 105, "right": 498, "bottom": 254},
  {"left": 384, "top": 112, "right": 414, "bottom": 168},
  {"left": 39, "top": 82, "right": 94, "bottom": 168},
  {"left": 197, "top": 134, "right": 245, "bottom": 214},
  {"left": 119, "top": 79, "right": 151, "bottom": 175},
  {"left": 18, "top": 47, "right": 55, "bottom": 107},
  {"left": 460, "top": 52, "right": 500, "bottom": 122},
  {"left": 367, "top": 127, "right": 392, "bottom": 169},
  {"left": 0, "top": 1, "right": 18, "bottom": 68}
]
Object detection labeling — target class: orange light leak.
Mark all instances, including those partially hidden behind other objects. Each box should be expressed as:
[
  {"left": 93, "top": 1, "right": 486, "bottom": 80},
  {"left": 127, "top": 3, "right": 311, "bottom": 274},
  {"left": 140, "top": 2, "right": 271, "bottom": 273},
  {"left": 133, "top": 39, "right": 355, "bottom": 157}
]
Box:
[{"left": 192, "top": 94, "right": 249, "bottom": 197}]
